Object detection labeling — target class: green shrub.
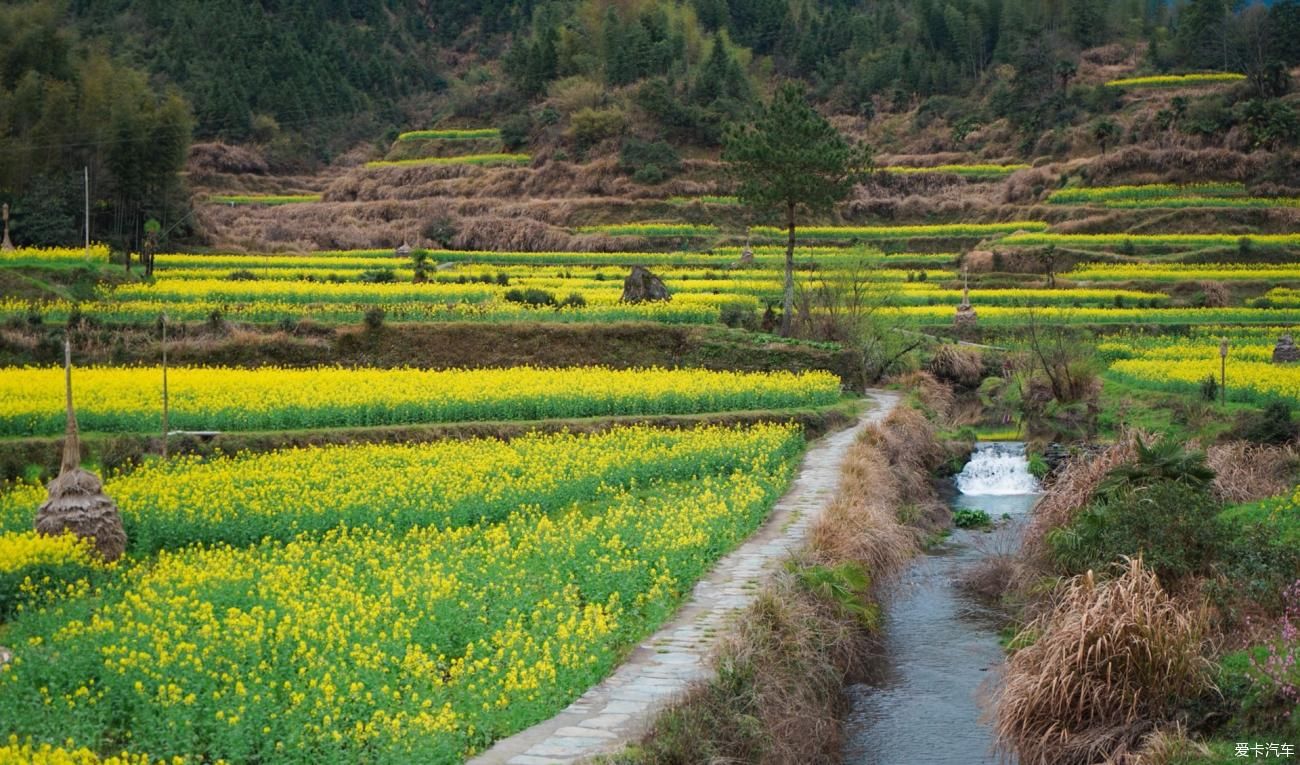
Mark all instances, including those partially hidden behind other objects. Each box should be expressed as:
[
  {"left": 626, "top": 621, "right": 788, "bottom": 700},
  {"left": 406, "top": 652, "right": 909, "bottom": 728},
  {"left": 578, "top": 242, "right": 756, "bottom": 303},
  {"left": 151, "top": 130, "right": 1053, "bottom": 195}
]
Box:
[
  {"left": 363, "top": 306, "right": 385, "bottom": 331},
  {"left": 1200, "top": 373, "right": 1219, "bottom": 402},
  {"left": 359, "top": 268, "right": 397, "bottom": 283},
  {"left": 503, "top": 288, "right": 558, "bottom": 308},
  {"left": 719, "top": 303, "right": 758, "bottom": 330},
  {"left": 560, "top": 292, "right": 587, "bottom": 309},
  {"left": 953, "top": 507, "right": 993, "bottom": 529},
  {"left": 227, "top": 269, "right": 257, "bottom": 281},
  {"left": 619, "top": 138, "right": 682, "bottom": 182},
  {"left": 1235, "top": 401, "right": 1298, "bottom": 445},
  {"left": 1049, "top": 480, "right": 1225, "bottom": 585},
  {"left": 500, "top": 113, "right": 532, "bottom": 151}
]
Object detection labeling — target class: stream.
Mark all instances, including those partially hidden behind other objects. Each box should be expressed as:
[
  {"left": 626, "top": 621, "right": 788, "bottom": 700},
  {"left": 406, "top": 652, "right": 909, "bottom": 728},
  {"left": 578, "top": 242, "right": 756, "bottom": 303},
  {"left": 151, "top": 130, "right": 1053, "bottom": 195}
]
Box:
[{"left": 842, "top": 442, "right": 1041, "bottom": 765}]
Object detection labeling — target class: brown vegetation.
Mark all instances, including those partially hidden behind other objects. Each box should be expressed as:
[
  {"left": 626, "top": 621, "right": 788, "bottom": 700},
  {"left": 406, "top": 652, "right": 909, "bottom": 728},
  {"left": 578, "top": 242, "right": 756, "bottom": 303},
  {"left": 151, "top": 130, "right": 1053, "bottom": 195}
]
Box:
[
  {"left": 926, "top": 344, "right": 985, "bottom": 389},
  {"left": 994, "top": 558, "right": 1215, "bottom": 765},
  {"left": 627, "top": 403, "right": 947, "bottom": 765},
  {"left": 1207, "top": 441, "right": 1299, "bottom": 504}
]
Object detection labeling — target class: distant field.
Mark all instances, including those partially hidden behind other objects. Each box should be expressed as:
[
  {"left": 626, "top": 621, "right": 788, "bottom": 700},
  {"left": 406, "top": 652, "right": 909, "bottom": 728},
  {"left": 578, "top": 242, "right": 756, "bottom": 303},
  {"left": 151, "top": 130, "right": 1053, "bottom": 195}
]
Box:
[
  {"left": 0, "top": 244, "right": 111, "bottom": 263},
  {"left": 752, "top": 221, "right": 1048, "bottom": 241},
  {"left": 396, "top": 128, "right": 501, "bottom": 141},
  {"left": 207, "top": 194, "right": 321, "bottom": 206},
  {"left": 1104, "top": 72, "right": 1246, "bottom": 89},
  {"left": 880, "top": 163, "right": 1029, "bottom": 179},
  {"left": 1045, "top": 183, "right": 1298, "bottom": 209},
  {"left": 365, "top": 153, "right": 531, "bottom": 168},
  {"left": 1001, "top": 232, "right": 1300, "bottom": 249}
]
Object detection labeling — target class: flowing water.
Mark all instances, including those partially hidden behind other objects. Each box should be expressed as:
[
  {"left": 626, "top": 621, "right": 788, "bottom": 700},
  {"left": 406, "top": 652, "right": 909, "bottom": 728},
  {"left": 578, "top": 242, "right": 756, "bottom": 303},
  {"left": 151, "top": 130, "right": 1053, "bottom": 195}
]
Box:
[{"left": 842, "top": 443, "right": 1040, "bottom": 765}]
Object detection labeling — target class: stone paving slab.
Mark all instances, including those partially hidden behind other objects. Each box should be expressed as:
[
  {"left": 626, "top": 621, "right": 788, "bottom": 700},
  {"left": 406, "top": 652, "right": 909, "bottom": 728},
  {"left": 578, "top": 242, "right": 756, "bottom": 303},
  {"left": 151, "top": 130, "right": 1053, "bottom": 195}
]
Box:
[{"left": 469, "top": 391, "right": 899, "bottom": 765}]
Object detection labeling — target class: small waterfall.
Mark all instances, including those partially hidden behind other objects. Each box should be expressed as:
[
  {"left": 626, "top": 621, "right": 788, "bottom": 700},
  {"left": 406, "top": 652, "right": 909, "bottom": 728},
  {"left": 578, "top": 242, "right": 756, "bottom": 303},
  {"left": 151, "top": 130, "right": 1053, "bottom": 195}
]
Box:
[{"left": 955, "top": 442, "right": 1040, "bottom": 496}]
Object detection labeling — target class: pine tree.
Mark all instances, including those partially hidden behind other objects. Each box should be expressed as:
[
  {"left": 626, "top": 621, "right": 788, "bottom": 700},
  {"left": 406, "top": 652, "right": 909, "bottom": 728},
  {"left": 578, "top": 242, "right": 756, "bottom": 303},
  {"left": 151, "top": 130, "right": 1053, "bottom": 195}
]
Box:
[{"left": 722, "top": 82, "right": 871, "bottom": 337}]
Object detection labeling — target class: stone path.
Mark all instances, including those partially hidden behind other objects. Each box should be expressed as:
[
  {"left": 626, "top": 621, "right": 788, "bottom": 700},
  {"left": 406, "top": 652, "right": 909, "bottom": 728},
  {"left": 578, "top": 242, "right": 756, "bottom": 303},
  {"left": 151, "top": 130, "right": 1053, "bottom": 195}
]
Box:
[{"left": 469, "top": 390, "right": 900, "bottom": 765}]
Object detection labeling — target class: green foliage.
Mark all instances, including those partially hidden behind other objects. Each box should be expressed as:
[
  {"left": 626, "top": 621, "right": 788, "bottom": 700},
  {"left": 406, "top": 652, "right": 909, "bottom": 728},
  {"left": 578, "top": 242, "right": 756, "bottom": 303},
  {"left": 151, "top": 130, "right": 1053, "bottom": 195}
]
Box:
[
  {"left": 1, "top": 2, "right": 193, "bottom": 249},
  {"left": 1233, "top": 401, "right": 1299, "bottom": 445},
  {"left": 1096, "top": 436, "right": 1215, "bottom": 500},
  {"left": 724, "top": 83, "right": 871, "bottom": 220},
  {"left": 1200, "top": 373, "right": 1219, "bottom": 402},
  {"left": 789, "top": 560, "right": 879, "bottom": 629},
  {"left": 358, "top": 268, "right": 397, "bottom": 284},
  {"left": 952, "top": 507, "right": 993, "bottom": 529},
  {"left": 363, "top": 306, "right": 385, "bottom": 331},
  {"left": 1051, "top": 438, "right": 1223, "bottom": 584},
  {"left": 1049, "top": 480, "right": 1226, "bottom": 585},
  {"left": 619, "top": 139, "right": 682, "bottom": 184},
  {"left": 503, "top": 287, "right": 558, "bottom": 308}
]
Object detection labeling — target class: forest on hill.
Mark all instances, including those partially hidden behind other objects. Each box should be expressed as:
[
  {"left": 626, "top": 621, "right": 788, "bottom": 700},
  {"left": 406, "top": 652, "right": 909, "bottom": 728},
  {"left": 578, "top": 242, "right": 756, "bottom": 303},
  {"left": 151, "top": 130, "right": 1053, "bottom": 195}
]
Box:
[{"left": 2, "top": 0, "right": 1300, "bottom": 249}]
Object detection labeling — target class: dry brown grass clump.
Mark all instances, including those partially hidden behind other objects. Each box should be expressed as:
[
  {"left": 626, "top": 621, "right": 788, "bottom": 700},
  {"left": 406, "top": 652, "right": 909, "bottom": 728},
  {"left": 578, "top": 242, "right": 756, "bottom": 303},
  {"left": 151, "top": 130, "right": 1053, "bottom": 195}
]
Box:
[
  {"left": 890, "top": 370, "right": 955, "bottom": 424},
  {"left": 1199, "top": 281, "right": 1230, "bottom": 308},
  {"left": 807, "top": 434, "right": 921, "bottom": 578},
  {"left": 1208, "top": 441, "right": 1298, "bottom": 503},
  {"left": 994, "top": 558, "right": 1216, "bottom": 765},
  {"left": 926, "top": 344, "right": 985, "bottom": 389},
  {"left": 188, "top": 142, "right": 269, "bottom": 175},
  {"left": 634, "top": 404, "right": 940, "bottom": 764}
]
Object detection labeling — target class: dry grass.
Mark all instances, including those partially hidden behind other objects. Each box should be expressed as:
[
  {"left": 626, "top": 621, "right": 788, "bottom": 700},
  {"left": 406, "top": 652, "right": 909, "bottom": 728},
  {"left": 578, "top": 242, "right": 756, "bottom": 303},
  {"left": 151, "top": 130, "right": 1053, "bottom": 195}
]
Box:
[
  {"left": 895, "top": 369, "right": 954, "bottom": 412},
  {"left": 994, "top": 558, "right": 1216, "bottom": 765},
  {"left": 927, "top": 344, "right": 985, "bottom": 389},
  {"left": 1208, "top": 441, "right": 1299, "bottom": 504},
  {"left": 1198, "top": 281, "right": 1230, "bottom": 308},
  {"left": 630, "top": 404, "right": 942, "bottom": 765}
]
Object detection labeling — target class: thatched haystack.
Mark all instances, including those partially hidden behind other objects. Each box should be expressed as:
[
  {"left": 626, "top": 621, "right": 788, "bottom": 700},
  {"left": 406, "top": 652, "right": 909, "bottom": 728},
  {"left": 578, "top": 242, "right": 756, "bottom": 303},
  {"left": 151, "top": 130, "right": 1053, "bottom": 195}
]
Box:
[
  {"left": 621, "top": 266, "right": 671, "bottom": 303},
  {"left": 33, "top": 339, "right": 127, "bottom": 561}
]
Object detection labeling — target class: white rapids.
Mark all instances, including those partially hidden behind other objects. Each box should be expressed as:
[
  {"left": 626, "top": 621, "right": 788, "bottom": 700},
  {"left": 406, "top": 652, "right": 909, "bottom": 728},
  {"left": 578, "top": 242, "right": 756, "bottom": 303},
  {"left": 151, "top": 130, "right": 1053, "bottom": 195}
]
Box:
[{"left": 955, "top": 442, "right": 1041, "bottom": 496}]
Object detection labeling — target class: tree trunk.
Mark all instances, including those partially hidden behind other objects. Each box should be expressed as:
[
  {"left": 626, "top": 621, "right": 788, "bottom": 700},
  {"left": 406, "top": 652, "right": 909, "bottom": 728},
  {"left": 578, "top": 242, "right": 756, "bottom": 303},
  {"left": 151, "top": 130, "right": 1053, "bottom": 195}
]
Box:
[{"left": 781, "top": 201, "right": 795, "bottom": 337}]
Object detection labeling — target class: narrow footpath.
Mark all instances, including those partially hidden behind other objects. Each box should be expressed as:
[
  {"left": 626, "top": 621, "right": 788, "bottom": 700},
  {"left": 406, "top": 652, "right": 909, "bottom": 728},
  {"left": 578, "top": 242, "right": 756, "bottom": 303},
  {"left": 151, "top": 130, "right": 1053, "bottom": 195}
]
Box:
[{"left": 471, "top": 390, "right": 900, "bottom": 765}]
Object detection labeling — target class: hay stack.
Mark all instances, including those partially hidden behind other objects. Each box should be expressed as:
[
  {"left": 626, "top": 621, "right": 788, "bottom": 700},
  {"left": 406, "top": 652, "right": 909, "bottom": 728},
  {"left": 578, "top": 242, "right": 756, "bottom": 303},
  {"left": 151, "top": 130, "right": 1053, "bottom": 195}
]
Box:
[{"left": 33, "top": 339, "right": 127, "bottom": 561}]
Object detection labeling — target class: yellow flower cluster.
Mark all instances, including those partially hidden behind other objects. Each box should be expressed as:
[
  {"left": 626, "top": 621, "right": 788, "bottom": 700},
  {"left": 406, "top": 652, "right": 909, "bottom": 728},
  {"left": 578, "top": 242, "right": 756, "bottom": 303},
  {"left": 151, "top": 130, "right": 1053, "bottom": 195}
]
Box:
[
  {"left": 1110, "top": 356, "right": 1300, "bottom": 405},
  {"left": 0, "top": 245, "right": 111, "bottom": 263},
  {"left": 1070, "top": 263, "right": 1300, "bottom": 282},
  {"left": 0, "top": 424, "right": 803, "bottom": 553},
  {"left": 0, "top": 737, "right": 187, "bottom": 765},
  {"left": 0, "top": 531, "right": 107, "bottom": 619},
  {"left": 0, "top": 532, "right": 101, "bottom": 575},
  {"left": 0, "top": 365, "right": 838, "bottom": 437},
  {"left": 0, "top": 425, "right": 801, "bottom": 763},
  {"left": 1104, "top": 72, "right": 1245, "bottom": 88}
]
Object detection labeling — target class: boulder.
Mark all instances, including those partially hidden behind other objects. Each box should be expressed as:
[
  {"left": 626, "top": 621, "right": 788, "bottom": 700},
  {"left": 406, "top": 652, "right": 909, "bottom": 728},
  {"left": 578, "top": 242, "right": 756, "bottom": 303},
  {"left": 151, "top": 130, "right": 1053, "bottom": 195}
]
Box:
[{"left": 621, "top": 266, "right": 671, "bottom": 303}]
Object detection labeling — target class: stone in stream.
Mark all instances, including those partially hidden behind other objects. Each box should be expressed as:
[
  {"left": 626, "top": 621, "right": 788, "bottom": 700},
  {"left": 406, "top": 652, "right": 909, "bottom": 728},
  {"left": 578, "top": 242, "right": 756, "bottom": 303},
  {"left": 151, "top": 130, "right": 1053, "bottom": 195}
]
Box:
[{"left": 1273, "top": 335, "right": 1300, "bottom": 363}]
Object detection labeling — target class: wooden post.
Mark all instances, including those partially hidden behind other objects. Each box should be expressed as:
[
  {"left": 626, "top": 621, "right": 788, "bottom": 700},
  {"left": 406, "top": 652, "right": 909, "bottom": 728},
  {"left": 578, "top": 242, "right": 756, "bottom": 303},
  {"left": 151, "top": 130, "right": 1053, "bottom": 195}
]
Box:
[
  {"left": 161, "top": 314, "right": 169, "bottom": 459},
  {"left": 1219, "top": 339, "right": 1229, "bottom": 406},
  {"left": 1, "top": 203, "right": 13, "bottom": 251}
]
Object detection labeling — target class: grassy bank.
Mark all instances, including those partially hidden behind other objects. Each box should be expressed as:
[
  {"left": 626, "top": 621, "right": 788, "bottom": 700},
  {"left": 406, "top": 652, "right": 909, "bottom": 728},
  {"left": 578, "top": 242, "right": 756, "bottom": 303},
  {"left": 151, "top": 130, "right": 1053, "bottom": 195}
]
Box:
[{"left": 609, "top": 398, "right": 958, "bottom": 764}]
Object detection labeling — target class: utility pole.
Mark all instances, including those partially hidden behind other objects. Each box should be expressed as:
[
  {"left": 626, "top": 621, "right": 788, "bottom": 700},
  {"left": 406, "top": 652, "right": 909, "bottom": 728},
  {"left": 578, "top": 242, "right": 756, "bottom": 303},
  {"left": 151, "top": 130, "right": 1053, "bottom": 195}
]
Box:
[{"left": 83, "top": 167, "right": 90, "bottom": 261}]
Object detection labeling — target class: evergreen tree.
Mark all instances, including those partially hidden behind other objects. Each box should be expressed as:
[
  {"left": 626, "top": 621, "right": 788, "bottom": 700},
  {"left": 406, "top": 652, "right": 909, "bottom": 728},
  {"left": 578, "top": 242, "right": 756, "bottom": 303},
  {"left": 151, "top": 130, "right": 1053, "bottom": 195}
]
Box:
[
  {"left": 722, "top": 83, "right": 870, "bottom": 336},
  {"left": 1175, "top": 0, "right": 1229, "bottom": 70}
]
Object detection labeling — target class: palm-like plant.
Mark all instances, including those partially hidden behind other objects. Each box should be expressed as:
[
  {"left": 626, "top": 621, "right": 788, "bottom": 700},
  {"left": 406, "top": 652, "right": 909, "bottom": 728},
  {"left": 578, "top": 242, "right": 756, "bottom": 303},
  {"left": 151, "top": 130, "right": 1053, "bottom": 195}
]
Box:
[{"left": 1096, "top": 434, "right": 1214, "bottom": 501}]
